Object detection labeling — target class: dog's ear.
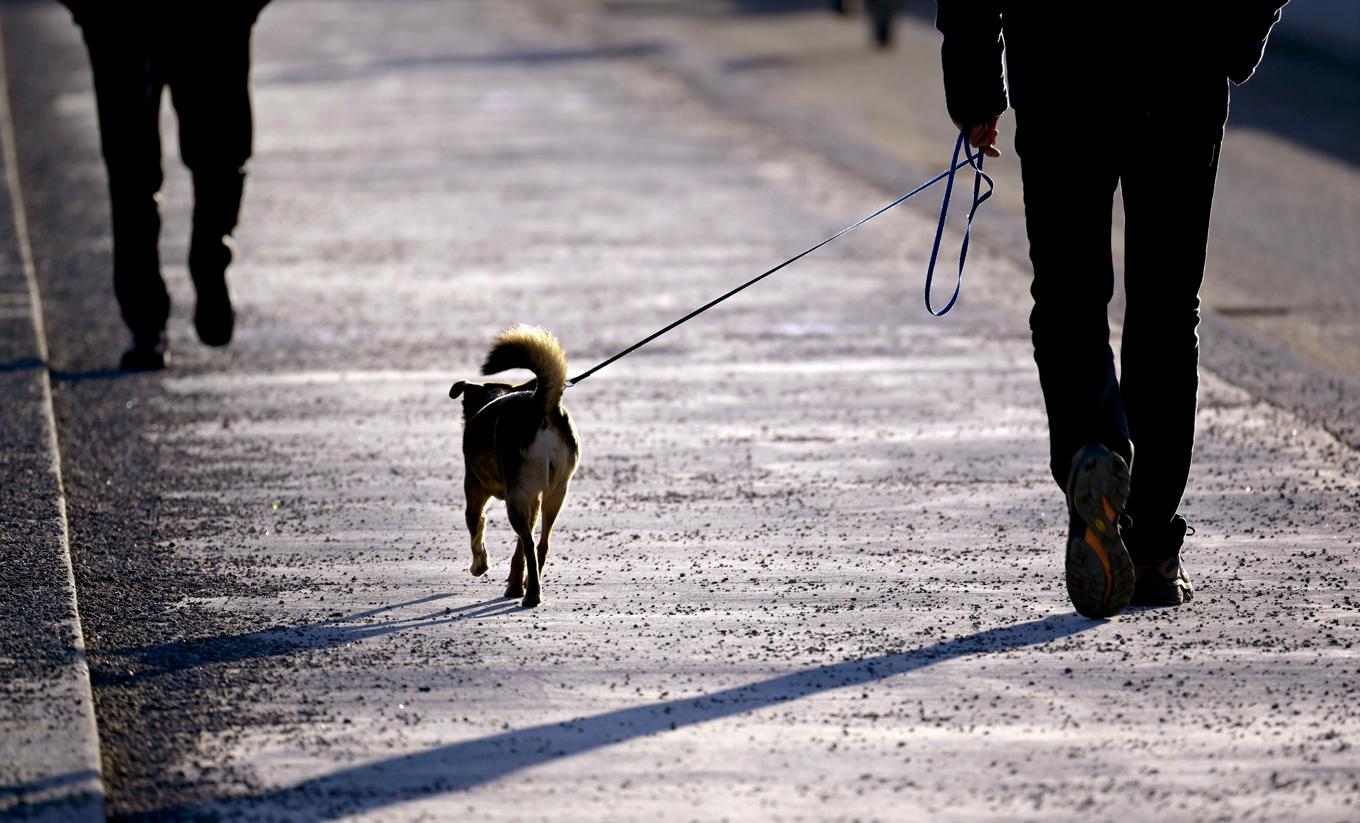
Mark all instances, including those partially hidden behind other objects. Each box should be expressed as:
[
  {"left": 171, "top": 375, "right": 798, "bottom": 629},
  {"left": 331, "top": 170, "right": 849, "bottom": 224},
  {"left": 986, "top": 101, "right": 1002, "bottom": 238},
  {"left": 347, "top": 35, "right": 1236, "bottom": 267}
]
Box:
[{"left": 449, "top": 381, "right": 466, "bottom": 399}]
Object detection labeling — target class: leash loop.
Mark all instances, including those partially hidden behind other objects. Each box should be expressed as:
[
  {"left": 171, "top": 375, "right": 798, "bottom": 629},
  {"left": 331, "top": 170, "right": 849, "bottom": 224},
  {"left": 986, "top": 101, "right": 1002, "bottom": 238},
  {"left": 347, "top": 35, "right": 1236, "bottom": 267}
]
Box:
[{"left": 924, "top": 131, "right": 994, "bottom": 317}]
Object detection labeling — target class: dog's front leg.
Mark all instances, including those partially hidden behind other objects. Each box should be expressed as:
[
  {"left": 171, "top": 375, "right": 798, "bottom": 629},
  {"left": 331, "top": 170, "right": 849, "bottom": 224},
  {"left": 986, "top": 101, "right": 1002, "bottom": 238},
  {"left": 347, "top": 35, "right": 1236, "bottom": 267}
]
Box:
[{"left": 466, "top": 485, "right": 490, "bottom": 577}]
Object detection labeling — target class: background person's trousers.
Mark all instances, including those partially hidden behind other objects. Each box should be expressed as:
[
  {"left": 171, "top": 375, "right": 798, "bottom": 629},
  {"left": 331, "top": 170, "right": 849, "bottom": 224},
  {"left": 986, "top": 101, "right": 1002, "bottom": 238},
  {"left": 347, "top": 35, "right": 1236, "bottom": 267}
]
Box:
[
  {"left": 1015, "top": 109, "right": 1222, "bottom": 566},
  {"left": 81, "top": 17, "right": 255, "bottom": 341}
]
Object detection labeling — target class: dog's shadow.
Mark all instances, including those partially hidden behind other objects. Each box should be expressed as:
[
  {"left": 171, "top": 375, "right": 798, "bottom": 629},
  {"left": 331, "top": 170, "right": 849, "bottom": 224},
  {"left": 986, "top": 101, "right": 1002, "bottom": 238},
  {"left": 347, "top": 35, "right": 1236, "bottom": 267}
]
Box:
[{"left": 92, "top": 592, "right": 525, "bottom": 689}]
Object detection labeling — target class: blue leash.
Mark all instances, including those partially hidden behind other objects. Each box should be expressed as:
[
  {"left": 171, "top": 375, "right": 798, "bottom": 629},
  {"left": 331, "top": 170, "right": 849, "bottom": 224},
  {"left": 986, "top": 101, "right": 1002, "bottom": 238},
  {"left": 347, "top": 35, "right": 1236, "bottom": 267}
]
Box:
[
  {"left": 925, "top": 131, "right": 994, "bottom": 316},
  {"left": 566, "top": 131, "right": 993, "bottom": 387}
]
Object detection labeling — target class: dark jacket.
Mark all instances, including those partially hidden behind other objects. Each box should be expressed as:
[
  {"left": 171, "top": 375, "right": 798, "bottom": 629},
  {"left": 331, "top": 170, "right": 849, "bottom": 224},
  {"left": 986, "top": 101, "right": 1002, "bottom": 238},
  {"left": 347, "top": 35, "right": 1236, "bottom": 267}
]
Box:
[
  {"left": 937, "top": 2, "right": 1288, "bottom": 129},
  {"left": 59, "top": 1, "right": 271, "bottom": 27}
]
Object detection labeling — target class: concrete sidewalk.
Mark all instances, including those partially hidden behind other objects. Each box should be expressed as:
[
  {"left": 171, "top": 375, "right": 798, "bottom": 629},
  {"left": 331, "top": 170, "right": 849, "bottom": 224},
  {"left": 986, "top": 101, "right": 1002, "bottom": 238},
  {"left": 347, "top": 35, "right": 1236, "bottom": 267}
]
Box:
[
  {"left": 0, "top": 11, "right": 104, "bottom": 820},
  {"left": 6, "top": 0, "right": 1360, "bottom": 819}
]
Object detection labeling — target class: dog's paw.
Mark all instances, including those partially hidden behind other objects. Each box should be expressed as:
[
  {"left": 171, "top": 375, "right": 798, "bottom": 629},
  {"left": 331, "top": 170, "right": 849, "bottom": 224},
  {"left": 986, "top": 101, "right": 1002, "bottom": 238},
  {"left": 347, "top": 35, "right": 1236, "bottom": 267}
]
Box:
[
  {"left": 470, "top": 550, "right": 489, "bottom": 577},
  {"left": 520, "top": 593, "right": 540, "bottom": 608}
]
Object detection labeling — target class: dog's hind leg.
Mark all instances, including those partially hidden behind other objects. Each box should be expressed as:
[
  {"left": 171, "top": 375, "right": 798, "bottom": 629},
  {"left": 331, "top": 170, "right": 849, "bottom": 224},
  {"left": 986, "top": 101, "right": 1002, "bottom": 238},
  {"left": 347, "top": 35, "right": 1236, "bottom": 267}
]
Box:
[
  {"left": 505, "top": 536, "right": 526, "bottom": 599},
  {"left": 466, "top": 484, "right": 491, "bottom": 577},
  {"left": 536, "top": 482, "right": 569, "bottom": 570},
  {"left": 507, "top": 492, "right": 543, "bottom": 608}
]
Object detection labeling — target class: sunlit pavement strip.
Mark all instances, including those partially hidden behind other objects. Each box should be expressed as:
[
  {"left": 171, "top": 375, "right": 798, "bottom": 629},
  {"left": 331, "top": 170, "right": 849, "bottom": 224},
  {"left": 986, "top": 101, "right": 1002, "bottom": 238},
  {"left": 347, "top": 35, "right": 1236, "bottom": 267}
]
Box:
[{"left": 17, "top": 0, "right": 1360, "bottom": 819}]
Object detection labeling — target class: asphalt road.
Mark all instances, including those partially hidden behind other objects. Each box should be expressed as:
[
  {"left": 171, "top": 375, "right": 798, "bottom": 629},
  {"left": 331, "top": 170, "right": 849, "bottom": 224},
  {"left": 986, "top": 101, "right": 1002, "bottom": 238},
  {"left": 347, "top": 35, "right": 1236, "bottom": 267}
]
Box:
[{"left": 4, "top": 0, "right": 1359, "bottom": 819}]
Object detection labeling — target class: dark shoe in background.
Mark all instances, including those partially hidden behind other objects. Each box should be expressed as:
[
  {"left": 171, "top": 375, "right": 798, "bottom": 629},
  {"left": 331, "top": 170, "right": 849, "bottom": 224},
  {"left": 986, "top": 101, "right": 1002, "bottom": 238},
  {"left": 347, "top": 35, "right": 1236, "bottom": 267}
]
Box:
[
  {"left": 192, "top": 272, "right": 235, "bottom": 346},
  {"left": 866, "top": 0, "right": 893, "bottom": 48},
  {"left": 119, "top": 331, "right": 169, "bottom": 371},
  {"left": 1064, "top": 443, "right": 1135, "bottom": 619}
]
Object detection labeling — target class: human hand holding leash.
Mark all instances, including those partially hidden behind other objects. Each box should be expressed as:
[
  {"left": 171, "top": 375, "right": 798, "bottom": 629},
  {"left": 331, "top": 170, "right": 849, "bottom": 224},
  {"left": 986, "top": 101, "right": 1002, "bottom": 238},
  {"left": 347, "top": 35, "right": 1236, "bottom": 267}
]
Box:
[{"left": 957, "top": 116, "right": 1001, "bottom": 158}]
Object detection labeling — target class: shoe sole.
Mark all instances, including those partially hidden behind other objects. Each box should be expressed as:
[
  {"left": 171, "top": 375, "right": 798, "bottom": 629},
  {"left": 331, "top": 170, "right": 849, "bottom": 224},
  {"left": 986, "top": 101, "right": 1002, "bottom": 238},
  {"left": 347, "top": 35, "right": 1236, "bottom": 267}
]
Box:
[{"left": 1066, "top": 447, "right": 1135, "bottom": 619}]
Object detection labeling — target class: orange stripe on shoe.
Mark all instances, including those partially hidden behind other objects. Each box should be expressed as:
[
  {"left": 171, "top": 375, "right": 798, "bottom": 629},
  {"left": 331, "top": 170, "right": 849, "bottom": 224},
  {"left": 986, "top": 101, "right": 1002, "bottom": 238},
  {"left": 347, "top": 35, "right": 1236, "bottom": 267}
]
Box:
[
  {"left": 1101, "top": 496, "right": 1118, "bottom": 524},
  {"left": 1084, "top": 527, "right": 1113, "bottom": 606}
]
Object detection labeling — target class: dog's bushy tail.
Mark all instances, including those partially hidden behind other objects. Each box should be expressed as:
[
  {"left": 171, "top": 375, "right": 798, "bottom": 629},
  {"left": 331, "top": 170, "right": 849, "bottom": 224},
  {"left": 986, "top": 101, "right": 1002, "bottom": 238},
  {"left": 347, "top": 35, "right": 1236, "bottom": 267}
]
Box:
[{"left": 482, "top": 325, "right": 568, "bottom": 414}]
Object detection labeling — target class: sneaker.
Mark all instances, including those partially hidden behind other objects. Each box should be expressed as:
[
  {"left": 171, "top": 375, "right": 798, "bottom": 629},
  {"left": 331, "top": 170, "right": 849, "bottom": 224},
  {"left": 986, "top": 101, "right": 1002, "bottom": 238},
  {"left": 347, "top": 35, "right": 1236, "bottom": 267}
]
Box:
[
  {"left": 1127, "top": 515, "right": 1195, "bottom": 607},
  {"left": 120, "top": 331, "right": 169, "bottom": 371},
  {"left": 1132, "top": 556, "right": 1194, "bottom": 607},
  {"left": 1064, "top": 444, "right": 1135, "bottom": 619}
]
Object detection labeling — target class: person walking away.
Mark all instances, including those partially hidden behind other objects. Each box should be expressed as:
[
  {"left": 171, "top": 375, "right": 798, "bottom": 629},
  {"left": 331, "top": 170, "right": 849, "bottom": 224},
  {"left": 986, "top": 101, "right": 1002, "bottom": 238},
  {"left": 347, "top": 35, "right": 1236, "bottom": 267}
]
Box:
[
  {"left": 935, "top": 2, "right": 1287, "bottom": 618},
  {"left": 58, "top": 1, "right": 271, "bottom": 370}
]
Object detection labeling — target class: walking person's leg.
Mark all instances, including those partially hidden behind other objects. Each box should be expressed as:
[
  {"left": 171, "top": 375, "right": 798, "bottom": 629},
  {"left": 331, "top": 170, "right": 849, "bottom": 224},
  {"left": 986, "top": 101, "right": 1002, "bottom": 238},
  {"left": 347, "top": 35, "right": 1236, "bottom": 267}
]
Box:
[
  {"left": 80, "top": 22, "right": 170, "bottom": 369},
  {"left": 1016, "top": 115, "right": 1131, "bottom": 484},
  {"left": 164, "top": 11, "right": 257, "bottom": 347},
  {"left": 1118, "top": 112, "right": 1223, "bottom": 606},
  {"left": 1014, "top": 110, "right": 1136, "bottom": 618}
]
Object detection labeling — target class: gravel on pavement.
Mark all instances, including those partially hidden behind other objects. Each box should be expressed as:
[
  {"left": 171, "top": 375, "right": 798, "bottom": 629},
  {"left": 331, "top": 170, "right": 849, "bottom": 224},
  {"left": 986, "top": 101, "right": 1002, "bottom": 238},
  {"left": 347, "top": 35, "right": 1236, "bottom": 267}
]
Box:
[{"left": 4, "top": 0, "right": 1358, "bottom": 819}]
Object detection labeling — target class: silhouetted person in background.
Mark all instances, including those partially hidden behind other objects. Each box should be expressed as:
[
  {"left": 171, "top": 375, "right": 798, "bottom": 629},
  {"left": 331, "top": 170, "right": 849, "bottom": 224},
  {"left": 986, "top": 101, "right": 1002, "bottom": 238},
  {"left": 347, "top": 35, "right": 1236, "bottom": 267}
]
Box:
[
  {"left": 59, "top": 1, "right": 271, "bottom": 370},
  {"left": 936, "top": 2, "right": 1287, "bottom": 618}
]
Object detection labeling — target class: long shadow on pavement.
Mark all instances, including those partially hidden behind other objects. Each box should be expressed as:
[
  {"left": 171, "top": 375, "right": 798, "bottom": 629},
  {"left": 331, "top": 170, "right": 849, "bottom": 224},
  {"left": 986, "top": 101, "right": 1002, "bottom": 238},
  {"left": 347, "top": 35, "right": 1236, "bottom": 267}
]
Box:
[
  {"left": 0, "top": 357, "right": 140, "bottom": 382},
  {"left": 144, "top": 611, "right": 1099, "bottom": 820},
  {"left": 48, "top": 366, "right": 133, "bottom": 384},
  {"left": 92, "top": 593, "right": 523, "bottom": 689},
  {"left": 0, "top": 355, "right": 43, "bottom": 374},
  {"left": 0, "top": 769, "right": 102, "bottom": 819}
]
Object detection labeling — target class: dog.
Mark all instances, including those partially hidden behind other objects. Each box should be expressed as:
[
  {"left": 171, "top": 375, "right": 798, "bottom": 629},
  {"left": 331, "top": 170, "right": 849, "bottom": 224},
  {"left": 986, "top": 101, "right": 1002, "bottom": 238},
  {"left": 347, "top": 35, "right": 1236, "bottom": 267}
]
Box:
[{"left": 449, "top": 326, "right": 580, "bottom": 608}]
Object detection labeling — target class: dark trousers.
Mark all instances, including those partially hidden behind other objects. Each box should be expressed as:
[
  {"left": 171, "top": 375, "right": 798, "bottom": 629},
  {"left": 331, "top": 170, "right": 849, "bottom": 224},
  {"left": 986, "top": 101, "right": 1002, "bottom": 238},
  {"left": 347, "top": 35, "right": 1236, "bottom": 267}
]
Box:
[
  {"left": 81, "top": 17, "right": 255, "bottom": 340},
  {"left": 1015, "top": 109, "right": 1222, "bottom": 565}
]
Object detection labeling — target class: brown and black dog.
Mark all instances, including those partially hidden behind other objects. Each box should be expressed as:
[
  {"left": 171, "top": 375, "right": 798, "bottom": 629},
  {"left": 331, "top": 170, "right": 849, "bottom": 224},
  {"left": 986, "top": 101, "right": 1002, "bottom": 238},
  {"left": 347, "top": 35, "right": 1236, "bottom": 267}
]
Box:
[{"left": 449, "top": 326, "right": 580, "bottom": 607}]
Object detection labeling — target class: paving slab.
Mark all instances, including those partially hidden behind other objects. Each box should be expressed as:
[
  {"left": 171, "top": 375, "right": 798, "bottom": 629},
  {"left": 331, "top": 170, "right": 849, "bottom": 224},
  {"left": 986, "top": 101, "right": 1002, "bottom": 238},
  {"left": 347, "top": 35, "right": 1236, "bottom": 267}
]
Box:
[{"left": 5, "top": 0, "right": 1359, "bottom": 820}]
